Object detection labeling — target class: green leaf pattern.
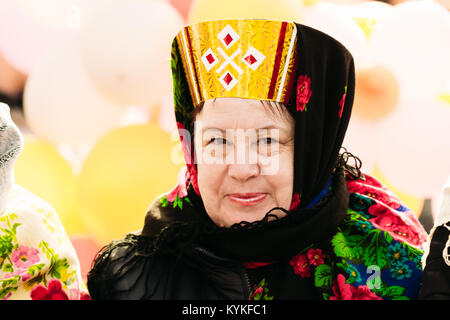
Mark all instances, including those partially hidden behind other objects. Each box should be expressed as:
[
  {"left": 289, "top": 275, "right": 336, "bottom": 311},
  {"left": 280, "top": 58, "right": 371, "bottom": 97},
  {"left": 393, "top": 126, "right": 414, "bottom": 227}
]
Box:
[
  {"left": 306, "top": 197, "right": 424, "bottom": 300},
  {"left": 160, "top": 193, "right": 192, "bottom": 210},
  {"left": 285, "top": 194, "right": 424, "bottom": 300},
  {"left": 248, "top": 278, "right": 274, "bottom": 300}
]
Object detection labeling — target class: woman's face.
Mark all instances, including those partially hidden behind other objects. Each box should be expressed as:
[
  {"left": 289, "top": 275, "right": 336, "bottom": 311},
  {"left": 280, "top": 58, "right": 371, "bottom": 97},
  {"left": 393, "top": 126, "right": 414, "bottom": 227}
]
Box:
[{"left": 194, "top": 97, "right": 295, "bottom": 227}]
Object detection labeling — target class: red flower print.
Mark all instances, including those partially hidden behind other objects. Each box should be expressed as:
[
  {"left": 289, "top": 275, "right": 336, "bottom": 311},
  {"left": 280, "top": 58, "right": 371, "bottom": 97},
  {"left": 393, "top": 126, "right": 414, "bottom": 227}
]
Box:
[
  {"left": 244, "top": 262, "right": 273, "bottom": 269},
  {"left": 330, "top": 274, "right": 381, "bottom": 300},
  {"left": 346, "top": 172, "right": 383, "bottom": 190},
  {"left": 368, "top": 203, "right": 389, "bottom": 217},
  {"left": 30, "top": 280, "right": 69, "bottom": 300},
  {"left": 176, "top": 121, "right": 200, "bottom": 196},
  {"left": 296, "top": 75, "right": 312, "bottom": 112},
  {"left": 250, "top": 287, "right": 263, "bottom": 299},
  {"left": 289, "top": 192, "right": 301, "bottom": 211},
  {"left": 187, "top": 164, "right": 200, "bottom": 196},
  {"left": 361, "top": 173, "right": 384, "bottom": 188},
  {"left": 338, "top": 94, "right": 346, "bottom": 118},
  {"left": 177, "top": 122, "right": 193, "bottom": 164},
  {"left": 307, "top": 248, "right": 326, "bottom": 266},
  {"left": 347, "top": 178, "right": 401, "bottom": 210},
  {"left": 338, "top": 86, "right": 347, "bottom": 118},
  {"left": 166, "top": 184, "right": 186, "bottom": 202},
  {"left": 80, "top": 292, "right": 91, "bottom": 300},
  {"left": 369, "top": 210, "right": 426, "bottom": 247},
  {"left": 290, "top": 253, "right": 311, "bottom": 278}
]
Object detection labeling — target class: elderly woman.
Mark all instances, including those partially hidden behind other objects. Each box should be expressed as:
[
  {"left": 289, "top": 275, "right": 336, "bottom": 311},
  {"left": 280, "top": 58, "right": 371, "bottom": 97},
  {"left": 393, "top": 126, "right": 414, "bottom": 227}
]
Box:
[{"left": 87, "top": 19, "right": 429, "bottom": 300}]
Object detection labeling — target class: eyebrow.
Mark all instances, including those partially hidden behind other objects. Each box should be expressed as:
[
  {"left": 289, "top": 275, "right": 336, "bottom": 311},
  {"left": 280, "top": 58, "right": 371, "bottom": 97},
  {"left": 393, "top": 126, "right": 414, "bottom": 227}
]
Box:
[{"left": 201, "top": 125, "right": 288, "bottom": 132}]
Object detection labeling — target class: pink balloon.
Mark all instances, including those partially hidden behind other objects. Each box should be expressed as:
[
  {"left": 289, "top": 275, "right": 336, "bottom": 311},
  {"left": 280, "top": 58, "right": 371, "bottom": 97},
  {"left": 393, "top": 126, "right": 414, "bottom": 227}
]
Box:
[
  {"left": 168, "top": 0, "right": 192, "bottom": 21},
  {"left": 0, "top": 0, "right": 72, "bottom": 74},
  {"left": 70, "top": 235, "right": 102, "bottom": 283}
]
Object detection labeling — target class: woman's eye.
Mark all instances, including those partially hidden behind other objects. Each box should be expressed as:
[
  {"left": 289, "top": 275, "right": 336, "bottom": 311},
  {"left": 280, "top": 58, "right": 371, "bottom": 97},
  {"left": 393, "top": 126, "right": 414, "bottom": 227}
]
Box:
[
  {"left": 209, "top": 137, "right": 228, "bottom": 145},
  {"left": 259, "top": 137, "right": 278, "bottom": 145}
]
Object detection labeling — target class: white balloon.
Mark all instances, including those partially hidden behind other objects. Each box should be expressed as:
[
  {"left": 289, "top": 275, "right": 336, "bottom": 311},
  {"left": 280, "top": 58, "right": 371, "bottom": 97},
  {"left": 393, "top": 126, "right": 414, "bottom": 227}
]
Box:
[
  {"left": 370, "top": 0, "right": 450, "bottom": 101},
  {"left": 342, "top": 116, "right": 378, "bottom": 174},
  {"left": 158, "top": 94, "right": 177, "bottom": 134},
  {"left": 79, "top": 0, "right": 184, "bottom": 106},
  {"left": 350, "top": 0, "right": 393, "bottom": 20},
  {"left": 16, "top": 0, "right": 81, "bottom": 29},
  {"left": 301, "top": 2, "right": 372, "bottom": 70},
  {"left": 16, "top": 0, "right": 148, "bottom": 30},
  {"left": 23, "top": 37, "right": 126, "bottom": 146},
  {"left": 375, "top": 96, "right": 450, "bottom": 198}
]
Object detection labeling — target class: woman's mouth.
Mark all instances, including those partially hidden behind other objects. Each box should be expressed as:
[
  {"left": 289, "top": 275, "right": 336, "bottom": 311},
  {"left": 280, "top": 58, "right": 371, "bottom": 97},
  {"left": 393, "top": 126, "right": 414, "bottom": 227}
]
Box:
[{"left": 227, "top": 193, "right": 267, "bottom": 206}]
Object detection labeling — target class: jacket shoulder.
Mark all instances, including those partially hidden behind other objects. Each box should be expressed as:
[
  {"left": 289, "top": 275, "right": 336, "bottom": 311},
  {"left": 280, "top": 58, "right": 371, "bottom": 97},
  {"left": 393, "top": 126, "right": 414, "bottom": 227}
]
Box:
[
  {"left": 87, "top": 233, "right": 163, "bottom": 299},
  {"left": 87, "top": 233, "right": 212, "bottom": 299}
]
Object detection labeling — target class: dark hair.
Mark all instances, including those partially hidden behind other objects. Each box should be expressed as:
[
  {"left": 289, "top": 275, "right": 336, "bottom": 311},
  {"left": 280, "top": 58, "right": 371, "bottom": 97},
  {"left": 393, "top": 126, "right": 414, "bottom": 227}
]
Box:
[{"left": 187, "top": 99, "right": 293, "bottom": 139}]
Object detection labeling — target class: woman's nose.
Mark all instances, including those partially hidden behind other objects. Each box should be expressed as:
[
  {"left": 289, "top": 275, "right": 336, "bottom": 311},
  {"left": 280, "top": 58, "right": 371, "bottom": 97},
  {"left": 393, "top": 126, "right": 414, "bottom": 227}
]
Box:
[{"left": 227, "top": 163, "right": 260, "bottom": 182}]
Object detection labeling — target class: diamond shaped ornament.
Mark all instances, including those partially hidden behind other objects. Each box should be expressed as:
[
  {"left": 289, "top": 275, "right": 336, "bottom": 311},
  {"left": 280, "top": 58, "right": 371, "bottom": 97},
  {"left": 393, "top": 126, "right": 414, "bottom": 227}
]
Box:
[
  {"left": 219, "top": 71, "right": 238, "bottom": 91},
  {"left": 201, "top": 48, "right": 219, "bottom": 71},
  {"left": 241, "top": 46, "right": 265, "bottom": 71},
  {"left": 217, "top": 25, "right": 240, "bottom": 50}
]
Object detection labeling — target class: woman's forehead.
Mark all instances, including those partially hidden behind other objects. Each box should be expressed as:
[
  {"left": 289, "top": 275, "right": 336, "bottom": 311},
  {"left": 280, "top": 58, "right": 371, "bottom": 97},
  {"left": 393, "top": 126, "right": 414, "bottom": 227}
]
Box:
[
  {"left": 199, "top": 97, "right": 293, "bottom": 126},
  {"left": 203, "top": 97, "right": 268, "bottom": 109}
]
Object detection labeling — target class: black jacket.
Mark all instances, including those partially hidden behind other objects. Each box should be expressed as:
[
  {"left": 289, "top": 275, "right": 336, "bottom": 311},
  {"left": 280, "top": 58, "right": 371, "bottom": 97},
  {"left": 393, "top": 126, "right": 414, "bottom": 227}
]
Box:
[
  {"left": 87, "top": 232, "right": 326, "bottom": 300},
  {"left": 88, "top": 234, "right": 254, "bottom": 300}
]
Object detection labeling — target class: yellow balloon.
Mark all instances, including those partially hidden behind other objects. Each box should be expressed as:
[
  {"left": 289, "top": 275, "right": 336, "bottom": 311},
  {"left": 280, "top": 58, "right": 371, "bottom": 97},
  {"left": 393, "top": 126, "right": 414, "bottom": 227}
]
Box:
[
  {"left": 353, "top": 17, "right": 377, "bottom": 40},
  {"left": 371, "top": 164, "right": 424, "bottom": 218},
  {"left": 438, "top": 93, "right": 450, "bottom": 105},
  {"left": 77, "top": 124, "right": 184, "bottom": 245},
  {"left": 13, "top": 137, "right": 85, "bottom": 235},
  {"left": 188, "top": 0, "right": 304, "bottom": 24}
]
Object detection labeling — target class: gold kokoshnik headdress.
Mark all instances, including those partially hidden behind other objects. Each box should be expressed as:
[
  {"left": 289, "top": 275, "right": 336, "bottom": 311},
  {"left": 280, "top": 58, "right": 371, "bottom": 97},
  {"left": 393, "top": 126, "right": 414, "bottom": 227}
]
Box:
[{"left": 175, "top": 19, "right": 298, "bottom": 106}]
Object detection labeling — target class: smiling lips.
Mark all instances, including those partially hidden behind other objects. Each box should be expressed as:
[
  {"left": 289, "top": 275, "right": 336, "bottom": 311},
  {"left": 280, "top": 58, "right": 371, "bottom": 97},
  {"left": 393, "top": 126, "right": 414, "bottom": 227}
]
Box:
[{"left": 227, "top": 193, "right": 267, "bottom": 206}]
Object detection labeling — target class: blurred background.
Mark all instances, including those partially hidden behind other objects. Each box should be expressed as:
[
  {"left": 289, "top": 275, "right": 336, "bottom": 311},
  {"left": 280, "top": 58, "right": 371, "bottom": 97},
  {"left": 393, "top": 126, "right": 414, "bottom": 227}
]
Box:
[{"left": 0, "top": 0, "right": 449, "bottom": 284}]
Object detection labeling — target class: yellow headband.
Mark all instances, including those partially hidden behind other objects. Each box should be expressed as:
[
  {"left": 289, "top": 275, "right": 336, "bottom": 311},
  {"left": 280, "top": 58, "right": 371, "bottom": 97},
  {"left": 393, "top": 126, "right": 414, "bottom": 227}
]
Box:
[{"left": 175, "top": 19, "right": 298, "bottom": 107}]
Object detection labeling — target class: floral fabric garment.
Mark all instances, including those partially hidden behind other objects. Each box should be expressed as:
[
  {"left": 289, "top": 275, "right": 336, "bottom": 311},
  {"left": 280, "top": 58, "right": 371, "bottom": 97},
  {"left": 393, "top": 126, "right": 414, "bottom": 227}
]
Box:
[
  {"left": 0, "top": 184, "right": 89, "bottom": 300},
  {"left": 245, "top": 173, "right": 428, "bottom": 300}
]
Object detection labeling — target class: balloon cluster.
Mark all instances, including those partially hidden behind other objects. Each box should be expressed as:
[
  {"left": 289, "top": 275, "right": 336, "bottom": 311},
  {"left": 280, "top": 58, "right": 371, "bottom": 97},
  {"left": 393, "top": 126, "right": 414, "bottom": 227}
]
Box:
[
  {"left": 301, "top": 1, "right": 450, "bottom": 216},
  {"left": 0, "top": 0, "right": 187, "bottom": 281}
]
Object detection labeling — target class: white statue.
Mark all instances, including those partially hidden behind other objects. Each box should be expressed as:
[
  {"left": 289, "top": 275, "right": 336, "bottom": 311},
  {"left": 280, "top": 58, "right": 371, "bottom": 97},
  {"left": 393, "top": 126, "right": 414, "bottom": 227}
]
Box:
[
  {"left": 0, "top": 103, "right": 89, "bottom": 300},
  {"left": 0, "top": 102, "right": 23, "bottom": 215}
]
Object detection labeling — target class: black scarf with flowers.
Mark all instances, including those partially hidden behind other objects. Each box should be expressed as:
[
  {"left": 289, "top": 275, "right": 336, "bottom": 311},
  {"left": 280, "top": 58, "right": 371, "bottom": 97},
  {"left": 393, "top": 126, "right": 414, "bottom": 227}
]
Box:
[
  {"left": 139, "top": 22, "right": 428, "bottom": 299},
  {"left": 140, "top": 23, "right": 357, "bottom": 261}
]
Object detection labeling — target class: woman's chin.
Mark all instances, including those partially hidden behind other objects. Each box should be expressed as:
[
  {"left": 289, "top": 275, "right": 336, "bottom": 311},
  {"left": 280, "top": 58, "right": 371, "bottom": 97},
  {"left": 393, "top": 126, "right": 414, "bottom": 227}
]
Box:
[{"left": 221, "top": 202, "right": 276, "bottom": 227}]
